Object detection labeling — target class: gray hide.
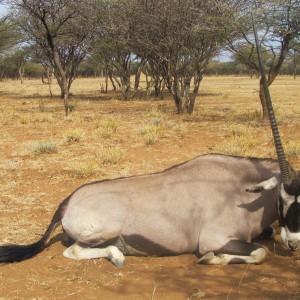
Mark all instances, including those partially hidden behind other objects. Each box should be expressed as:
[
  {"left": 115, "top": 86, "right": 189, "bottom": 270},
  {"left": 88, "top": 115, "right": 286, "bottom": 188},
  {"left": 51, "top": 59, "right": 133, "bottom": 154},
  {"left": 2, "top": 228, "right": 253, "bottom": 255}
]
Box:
[{"left": 61, "top": 154, "right": 279, "bottom": 256}]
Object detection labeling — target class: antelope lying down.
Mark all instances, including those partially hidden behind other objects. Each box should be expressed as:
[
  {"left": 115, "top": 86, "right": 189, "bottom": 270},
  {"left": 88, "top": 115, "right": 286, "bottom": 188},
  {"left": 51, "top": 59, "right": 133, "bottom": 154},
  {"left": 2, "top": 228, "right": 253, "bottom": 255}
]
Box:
[{"left": 0, "top": 153, "right": 299, "bottom": 267}]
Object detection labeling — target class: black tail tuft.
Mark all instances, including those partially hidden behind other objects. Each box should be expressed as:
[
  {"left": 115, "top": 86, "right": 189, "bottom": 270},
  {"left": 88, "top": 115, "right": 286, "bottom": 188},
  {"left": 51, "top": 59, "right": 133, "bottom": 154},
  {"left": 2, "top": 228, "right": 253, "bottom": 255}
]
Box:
[
  {"left": 0, "top": 240, "right": 45, "bottom": 262},
  {"left": 0, "top": 213, "right": 63, "bottom": 263},
  {"left": 0, "top": 196, "right": 69, "bottom": 263}
]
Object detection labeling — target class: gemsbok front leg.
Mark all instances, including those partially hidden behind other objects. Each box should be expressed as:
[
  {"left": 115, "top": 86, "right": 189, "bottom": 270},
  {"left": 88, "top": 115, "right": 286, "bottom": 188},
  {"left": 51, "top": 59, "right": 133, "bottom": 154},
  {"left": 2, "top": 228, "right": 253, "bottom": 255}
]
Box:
[{"left": 198, "top": 240, "right": 267, "bottom": 265}]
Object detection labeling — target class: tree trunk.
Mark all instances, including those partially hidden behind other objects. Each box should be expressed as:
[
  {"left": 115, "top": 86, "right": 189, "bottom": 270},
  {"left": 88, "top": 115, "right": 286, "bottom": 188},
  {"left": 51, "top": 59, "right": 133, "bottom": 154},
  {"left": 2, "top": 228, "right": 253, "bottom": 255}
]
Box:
[
  {"left": 293, "top": 53, "right": 297, "bottom": 79},
  {"left": 54, "top": 53, "right": 69, "bottom": 115},
  {"left": 120, "top": 72, "right": 131, "bottom": 100},
  {"left": 134, "top": 59, "right": 145, "bottom": 92},
  {"left": 46, "top": 70, "right": 53, "bottom": 98},
  {"left": 108, "top": 70, "right": 121, "bottom": 91},
  {"left": 42, "top": 64, "right": 53, "bottom": 97},
  {"left": 145, "top": 74, "right": 151, "bottom": 97},
  {"left": 56, "top": 72, "right": 69, "bottom": 115},
  {"left": 172, "top": 76, "right": 183, "bottom": 113},
  {"left": 170, "top": 72, "right": 203, "bottom": 114},
  {"left": 19, "top": 67, "right": 24, "bottom": 84},
  {"left": 105, "top": 74, "right": 108, "bottom": 93},
  {"left": 108, "top": 73, "right": 117, "bottom": 91},
  {"left": 63, "top": 84, "right": 69, "bottom": 116},
  {"left": 186, "top": 73, "right": 203, "bottom": 114},
  {"left": 174, "top": 94, "right": 183, "bottom": 114},
  {"left": 154, "top": 76, "right": 159, "bottom": 98},
  {"left": 46, "top": 35, "right": 69, "bottom": 115},
  {"left": 154, "top": 75, "right": 162, "bottom": 98},
  {"left": 182, "top": 78, "right": 191, "bottom": 113}
]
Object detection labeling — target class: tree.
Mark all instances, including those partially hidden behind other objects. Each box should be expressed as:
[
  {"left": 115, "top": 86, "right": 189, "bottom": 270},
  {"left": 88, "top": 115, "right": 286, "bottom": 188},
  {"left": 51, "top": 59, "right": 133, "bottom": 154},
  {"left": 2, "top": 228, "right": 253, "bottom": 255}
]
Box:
[
  {"left": 10, "top": 46, "right": 31, "bottom": 83},
  {"left": 92, "top": 35, "right": 132, "bottom": 98},
  {"left": 10, "top": 0, "right": 91, "bottom": 115},
  {"left": 90, "top": 0, "right": 145, "bottom": 99},
  {"left": 31, "top": 47, "right": 55, "bottom": 96},
  {"left": 287, "top": 38, "right": 300, "bottom": 79},
  {"left": 231, "top": 44, "right": 272, "bottom": 77},
  {"left": 142, "top": 55, "right": 169, "bottom": 98},
  {"left": 227, "top": 0, "right": 300, "bottom": 121},
  {"left": 0, "top": 6, "right": 19, "bottom": 55},
  {"left": 128, "top": 0, "right": 241, "bottom": 114}
]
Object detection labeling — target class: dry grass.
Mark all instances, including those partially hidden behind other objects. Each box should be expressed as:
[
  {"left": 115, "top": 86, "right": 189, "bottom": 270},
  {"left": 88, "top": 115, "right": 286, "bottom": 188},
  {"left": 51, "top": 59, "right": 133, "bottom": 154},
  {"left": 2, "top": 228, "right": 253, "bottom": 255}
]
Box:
[
  {"left": 0, "top": 75, "right": 299, "bottom": 185},
  {"left": 33, "top": 140, "right": 59, "bottom": 154},
  {"left": 95, "top": 116, "right": 118, "bottom": 139},
  {"left": 99, "top": 145, "right": 125, "bottom": 165},
  {"left": 139, "top": 123, "right": 162, "bottom": 145},
  {"left": 64, "top": 128, "right": 85, "bottom": 144},
  {"left": 70, "top": 160, "right": 103, "bottom": 178}
]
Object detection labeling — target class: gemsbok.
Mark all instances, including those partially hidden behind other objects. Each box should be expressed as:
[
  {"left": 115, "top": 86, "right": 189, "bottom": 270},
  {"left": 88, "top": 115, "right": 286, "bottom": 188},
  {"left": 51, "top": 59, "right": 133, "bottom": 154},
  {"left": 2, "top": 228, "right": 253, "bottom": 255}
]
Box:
[{"left": 0, "top": 16, "right": 299, "bottom": 267}]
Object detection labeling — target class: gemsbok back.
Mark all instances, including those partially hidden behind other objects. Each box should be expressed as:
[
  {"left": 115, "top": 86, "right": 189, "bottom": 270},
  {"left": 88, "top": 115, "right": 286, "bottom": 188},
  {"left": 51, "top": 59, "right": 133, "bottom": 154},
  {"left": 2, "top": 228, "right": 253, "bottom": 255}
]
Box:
[{"left": 0, "top": 17, "right": 299, "bottom": 267}]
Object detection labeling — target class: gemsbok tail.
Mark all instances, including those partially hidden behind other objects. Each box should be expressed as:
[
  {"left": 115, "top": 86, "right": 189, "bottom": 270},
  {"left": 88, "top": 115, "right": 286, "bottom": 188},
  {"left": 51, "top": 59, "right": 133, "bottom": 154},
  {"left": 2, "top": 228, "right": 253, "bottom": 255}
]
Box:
[{"left": 0, "top": 199, "right": 67, "bottom": 262}]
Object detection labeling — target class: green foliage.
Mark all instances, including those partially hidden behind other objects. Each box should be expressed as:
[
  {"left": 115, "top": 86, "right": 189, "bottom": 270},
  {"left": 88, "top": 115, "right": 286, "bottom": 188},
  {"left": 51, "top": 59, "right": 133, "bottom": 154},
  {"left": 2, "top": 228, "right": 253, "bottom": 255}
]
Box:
[
  {"left": 0, "top": 17, "right": 20, "bottom": 54},
  {"left": 231, "top": 44, "right": 272, "bottom": 71},
  {"left": 67, "top": 100, "right": 80, "bottom": 113},
  {"left": 25, "top": 63, "right": 44, "bottom": 78}
]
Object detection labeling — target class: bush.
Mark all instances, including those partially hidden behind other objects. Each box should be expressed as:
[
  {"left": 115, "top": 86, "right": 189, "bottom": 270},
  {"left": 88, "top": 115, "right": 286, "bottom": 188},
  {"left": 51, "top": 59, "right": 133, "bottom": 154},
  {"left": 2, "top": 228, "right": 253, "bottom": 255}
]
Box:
[
  {"left": 95, "top": 117, "right": 118, "bottom": 139},
  {"left": 33, "top": 140, "right": 58, "bottom": 154},
  {"left": 139, "top": 124, "right": 161, "bottom": 145},
  {"left": 99, "top": 146, "right": 124, "bottom": 164},
  {"left": 71, "top": 161, "right": 102, "bottom": 178},
  {"left": 64, "top": 128, "right": 85, "bottom": 144}
]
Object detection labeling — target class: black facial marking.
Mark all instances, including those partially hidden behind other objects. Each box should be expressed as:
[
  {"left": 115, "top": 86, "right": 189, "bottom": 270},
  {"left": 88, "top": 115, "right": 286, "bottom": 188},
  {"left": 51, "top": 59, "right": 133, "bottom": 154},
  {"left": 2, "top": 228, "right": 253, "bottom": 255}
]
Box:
[
  {"left": 283, "top": 179, "right": 300, "bottom": 197},
  {"left": 285, "top": 202, "right": 300, "bottom": 233},
  {"left": 281, "top": 177, "right": 300, "bottom": 231},
  {"left": 278, "top": 195, "right": 285, "bottom": 227}
]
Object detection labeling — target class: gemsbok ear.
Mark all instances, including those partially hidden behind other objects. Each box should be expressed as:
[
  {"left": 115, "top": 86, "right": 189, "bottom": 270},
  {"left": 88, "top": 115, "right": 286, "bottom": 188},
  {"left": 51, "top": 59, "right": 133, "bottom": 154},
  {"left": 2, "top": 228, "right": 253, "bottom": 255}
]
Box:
[{"left": 246, "top": 176, "right": 279, "bottom": 193}]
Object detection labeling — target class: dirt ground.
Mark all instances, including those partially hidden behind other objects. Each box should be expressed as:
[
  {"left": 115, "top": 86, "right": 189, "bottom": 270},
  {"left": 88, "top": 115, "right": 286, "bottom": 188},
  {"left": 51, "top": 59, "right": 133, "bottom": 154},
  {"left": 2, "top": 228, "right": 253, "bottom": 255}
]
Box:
[{"left": 0, "top": 76, "right": 299, "bottom": 299}]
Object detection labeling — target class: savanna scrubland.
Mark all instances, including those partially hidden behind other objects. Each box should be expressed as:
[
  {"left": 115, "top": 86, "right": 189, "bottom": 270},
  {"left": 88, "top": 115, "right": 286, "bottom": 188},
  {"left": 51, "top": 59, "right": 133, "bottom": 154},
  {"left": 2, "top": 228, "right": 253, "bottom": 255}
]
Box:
[{"left": 0, "top": 76, "right": 299, "bottom": 299}]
